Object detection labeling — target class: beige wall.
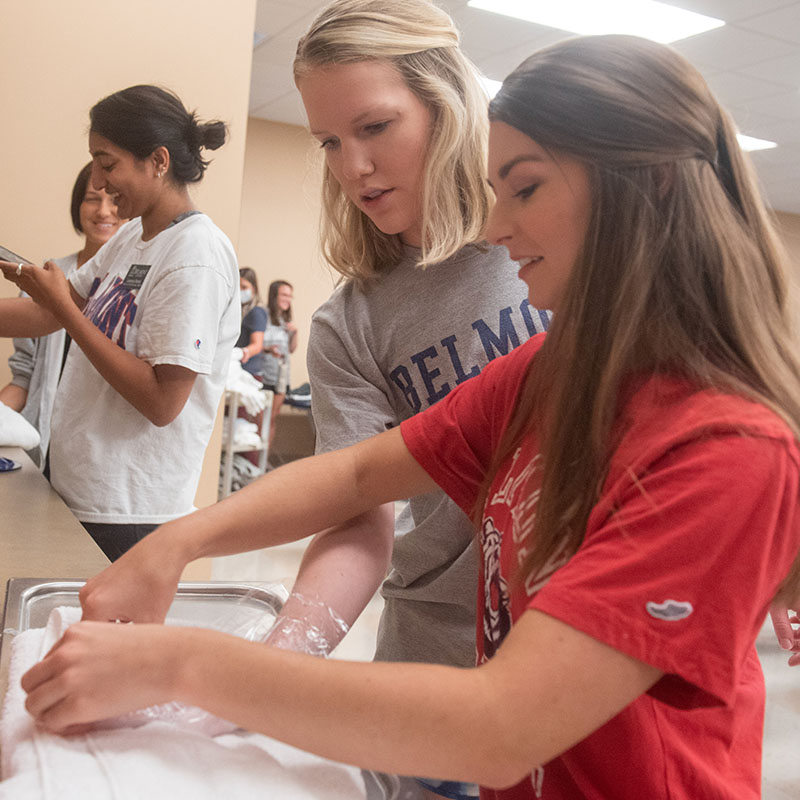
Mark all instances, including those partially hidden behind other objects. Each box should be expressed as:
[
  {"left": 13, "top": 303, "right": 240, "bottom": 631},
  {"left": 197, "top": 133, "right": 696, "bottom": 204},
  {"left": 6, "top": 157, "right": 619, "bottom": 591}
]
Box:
[
  {"left": 0, "top": 0, "right": 257, "bottom": 509},
  {"left": 236, "top": 118, "right": 339, "bottom": 386}
]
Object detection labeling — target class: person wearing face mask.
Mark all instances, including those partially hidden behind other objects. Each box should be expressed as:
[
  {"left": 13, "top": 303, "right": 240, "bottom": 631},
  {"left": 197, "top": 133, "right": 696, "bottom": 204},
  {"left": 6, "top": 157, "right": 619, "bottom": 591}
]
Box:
[
  {"left": 0, "top": 162, "right": 126, "bottom": 469},
  {"left": 236, "top": 267, "right": 268, "bottom": 382}
]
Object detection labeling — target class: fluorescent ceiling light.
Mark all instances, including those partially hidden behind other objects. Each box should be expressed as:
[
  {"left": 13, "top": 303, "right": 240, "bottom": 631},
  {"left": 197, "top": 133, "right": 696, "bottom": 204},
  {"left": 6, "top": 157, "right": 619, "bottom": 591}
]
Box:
[
  {"left": 478, "top": 75, "right": 502, "bottom": 98},
  {"left": 736, "top": 134, "right": 777, "bottom": 152},
  {"left": 467, "top": 0, "right": 724, "bottom": 44}
]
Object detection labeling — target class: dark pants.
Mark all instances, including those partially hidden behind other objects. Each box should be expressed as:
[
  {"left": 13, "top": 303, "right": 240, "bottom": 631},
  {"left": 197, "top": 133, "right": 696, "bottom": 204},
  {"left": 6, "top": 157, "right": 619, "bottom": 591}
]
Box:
[{"left": 82, "top": 522, "right": 158, "bottom": 561}]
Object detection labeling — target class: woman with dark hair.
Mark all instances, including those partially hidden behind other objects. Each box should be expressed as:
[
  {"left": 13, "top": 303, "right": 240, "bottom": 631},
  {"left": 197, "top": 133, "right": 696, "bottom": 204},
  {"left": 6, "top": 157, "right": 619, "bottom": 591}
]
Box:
[
  {"left": 0, "top": 85, "right": 240, "bottom": 560},
  {"left": 0, "top": 162, "right": 125, "bottom": 467},
  {"left": 262, "top": 279, "right": 296, "bottom": 444},
  {"left": 236, "top": 267, "right": 268, "bottom": 381}
]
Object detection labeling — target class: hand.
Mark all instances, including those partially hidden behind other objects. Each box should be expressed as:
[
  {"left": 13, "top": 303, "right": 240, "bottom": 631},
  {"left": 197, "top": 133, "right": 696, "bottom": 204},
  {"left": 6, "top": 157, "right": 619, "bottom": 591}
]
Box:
[
  {"left": 80, "top": 525, "right": 186, "bottom": 624},
  {"left": 241, "top": 346, "right": 252, "bottom": 364},
  {"left": 0, "top": 260, "right": 71, "bottom": 320},
  {"left": 268, "top": 345, "right": 281, "bottom": 358},
  {"left": 22, "top": 621, "right": 180, "bottom": 734},
  {"left": 769, "top": 601, "right": 800, "bottom": 666}
]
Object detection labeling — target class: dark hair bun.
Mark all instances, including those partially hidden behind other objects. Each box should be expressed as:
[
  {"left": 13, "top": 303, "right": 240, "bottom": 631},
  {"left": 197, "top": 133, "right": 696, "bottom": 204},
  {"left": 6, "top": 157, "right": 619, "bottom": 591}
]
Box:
[
  {"left": 199, "top": 120, "right": 227, "bottom": 152},
  {"left": 90, "top": 85, "right": 228, "bottom": 185}
]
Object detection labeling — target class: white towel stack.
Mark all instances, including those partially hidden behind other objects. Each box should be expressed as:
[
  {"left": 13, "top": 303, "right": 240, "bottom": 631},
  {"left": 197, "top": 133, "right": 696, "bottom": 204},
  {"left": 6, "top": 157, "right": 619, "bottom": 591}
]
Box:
[
  {"left": 0, "top": 402, "right": 40, "bottom": 450},
  {"left": 0, "top": 608, "right": 365, "bottom": 799}
]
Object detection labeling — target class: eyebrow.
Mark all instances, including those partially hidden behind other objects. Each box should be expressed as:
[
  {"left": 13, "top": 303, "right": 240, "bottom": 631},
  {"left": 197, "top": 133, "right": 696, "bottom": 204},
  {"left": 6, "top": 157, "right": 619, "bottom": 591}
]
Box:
[
  {"left": 310, "top": 106, "right": 397, "bottom": 137},
  {"left": 498, "top": 154, "right": 545, "bottom": 180}
]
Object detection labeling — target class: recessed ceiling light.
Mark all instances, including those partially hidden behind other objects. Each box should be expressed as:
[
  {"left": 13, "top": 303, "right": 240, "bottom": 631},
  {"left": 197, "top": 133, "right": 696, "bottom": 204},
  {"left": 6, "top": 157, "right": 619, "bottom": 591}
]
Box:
[
  {"left": 478, "top": 75, "right": 502, "bottom": 98},
  {"left": 736, "top": 134, "right": 777, "bottom": 152},
  {"left": 467, "top": 0, "right": 725, "bottom": 44}
]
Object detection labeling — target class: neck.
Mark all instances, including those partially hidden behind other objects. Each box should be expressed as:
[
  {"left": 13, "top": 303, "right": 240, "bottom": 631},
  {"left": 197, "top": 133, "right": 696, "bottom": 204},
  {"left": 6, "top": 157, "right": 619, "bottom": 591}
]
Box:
[
  {"left": 141, "top": 185, "right": 196, "bottom": 241},
  {"left": 77, "top": 240, "right": 102, "bottom": 267}
]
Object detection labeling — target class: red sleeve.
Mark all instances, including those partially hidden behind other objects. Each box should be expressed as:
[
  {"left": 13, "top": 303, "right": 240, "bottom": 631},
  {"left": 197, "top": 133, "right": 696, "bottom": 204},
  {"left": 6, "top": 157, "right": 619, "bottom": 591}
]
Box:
[
  {"left": 531, "top": 432, "right": 800, "bottom": 709},
  {"left": 401, "top": 334, "right": 545, "bottom": 516}
]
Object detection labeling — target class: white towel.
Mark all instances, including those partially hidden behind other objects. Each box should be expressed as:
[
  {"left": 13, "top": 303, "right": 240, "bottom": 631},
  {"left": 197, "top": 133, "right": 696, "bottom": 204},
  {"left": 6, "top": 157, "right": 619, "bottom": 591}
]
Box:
[
  {"left": 225, "top": 355, "right": 269, "bottom": 416},
  {"left": 0, "top": 608, "right": 365, "bottom": 799},
  {"left": 0, "top": 402, "right": 40, "bottom": 450}
]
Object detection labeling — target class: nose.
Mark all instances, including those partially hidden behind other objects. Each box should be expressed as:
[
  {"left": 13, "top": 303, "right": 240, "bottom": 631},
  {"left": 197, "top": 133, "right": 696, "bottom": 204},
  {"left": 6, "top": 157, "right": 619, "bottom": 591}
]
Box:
[
  {"left": 98, "top": 193, "right": 116, "bottom": 219},
  {"left": 90, "top": 161, "right": 106, "bottom": 191},
  {"left": 485, "top": 200, "right": 511, "bottom": 249},
  {"left": 339, "top": 141, "right": 375, "bottom": 182}
]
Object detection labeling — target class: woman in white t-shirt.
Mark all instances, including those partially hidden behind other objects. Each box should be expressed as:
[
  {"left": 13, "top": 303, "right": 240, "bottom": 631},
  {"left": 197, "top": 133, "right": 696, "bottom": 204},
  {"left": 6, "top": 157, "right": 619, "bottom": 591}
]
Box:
[
  {"left": 0, "top": 161, "right": 126, "bottom": 468},
  {"left": 0, "top": 85, "right": 240, "bottom": 560}
]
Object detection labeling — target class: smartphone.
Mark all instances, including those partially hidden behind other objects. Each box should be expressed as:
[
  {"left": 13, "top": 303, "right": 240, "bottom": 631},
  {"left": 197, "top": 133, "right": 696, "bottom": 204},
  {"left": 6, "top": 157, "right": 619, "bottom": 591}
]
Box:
[{"left": 0, "top": 245, "right": 33, "bottom": 265}]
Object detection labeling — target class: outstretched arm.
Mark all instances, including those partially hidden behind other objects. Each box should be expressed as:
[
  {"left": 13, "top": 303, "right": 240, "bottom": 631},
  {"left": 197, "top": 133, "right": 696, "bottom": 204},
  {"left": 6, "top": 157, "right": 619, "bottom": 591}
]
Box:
[
  {"left": 22, "top": 607, "right": 662, "bottom": 788},
  {"left": 263, "top": 505, "right": 395, "bottom": 653},
  {"left": 80, "top": 427, "right": 433, "bottom": 625}
]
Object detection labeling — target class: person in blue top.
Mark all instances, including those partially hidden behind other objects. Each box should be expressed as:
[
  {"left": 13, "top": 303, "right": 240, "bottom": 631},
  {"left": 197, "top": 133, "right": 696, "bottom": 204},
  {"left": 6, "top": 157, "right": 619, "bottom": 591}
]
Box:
[{"left": 236, "top": 267, "right": 268, "bottom": 381}]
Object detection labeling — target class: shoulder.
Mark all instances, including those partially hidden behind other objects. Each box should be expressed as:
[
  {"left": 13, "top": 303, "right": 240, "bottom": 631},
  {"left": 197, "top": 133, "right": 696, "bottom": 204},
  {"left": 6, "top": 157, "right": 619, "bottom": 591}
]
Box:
[
  {"left": 612, "top": 378, "right": 800, "bottom": 478},
  {"left": 50, "top": 253, "right": 79, "bottom": 275},
  {"left": 246, "top": 306, "right": 268, "bottom": 324},
  {"left": 165, "top": 213, "right": 233, "bottom": 252},
  {"left": 483, "top": 333, "right": 547, "bottom": 377},
  {"left": 152, "top": 214, "right": 237, "bottom": 281}
]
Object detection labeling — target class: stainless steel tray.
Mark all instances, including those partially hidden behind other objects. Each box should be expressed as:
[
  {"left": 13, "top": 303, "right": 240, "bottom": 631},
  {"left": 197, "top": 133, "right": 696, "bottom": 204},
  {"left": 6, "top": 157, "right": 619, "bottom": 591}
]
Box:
[{"left": 2, "top": 578, "right": 284, "bottom": 639}]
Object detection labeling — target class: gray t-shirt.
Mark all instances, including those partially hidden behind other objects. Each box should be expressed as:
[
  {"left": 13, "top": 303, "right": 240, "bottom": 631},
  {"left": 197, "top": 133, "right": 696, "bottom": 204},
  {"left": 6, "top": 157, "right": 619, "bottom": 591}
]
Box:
[{"left": 308, "top": 243, "right": 550, "bottom": 667}]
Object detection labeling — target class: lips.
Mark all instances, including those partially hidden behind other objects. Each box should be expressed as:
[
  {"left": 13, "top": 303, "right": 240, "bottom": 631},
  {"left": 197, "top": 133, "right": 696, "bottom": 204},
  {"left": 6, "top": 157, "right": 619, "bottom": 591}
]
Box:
[
  {"left": 361, "top": 188, "right": 393, "bottom": 205},
  {"left": 516, "top": 256, "right": 542, "bottom": 268}
]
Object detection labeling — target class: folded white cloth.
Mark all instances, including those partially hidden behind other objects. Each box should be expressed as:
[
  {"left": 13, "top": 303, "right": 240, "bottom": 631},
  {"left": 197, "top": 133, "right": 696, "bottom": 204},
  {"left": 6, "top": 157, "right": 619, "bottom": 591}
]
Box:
[
  {"left": 0, "top": 608, "right": 365, "bottom": 799},
  {"left": 0, "top": 402, "right": 40, "bottom": 450},
  {"left": 225, "top": 355, "right": 269, "bottom": 416}
]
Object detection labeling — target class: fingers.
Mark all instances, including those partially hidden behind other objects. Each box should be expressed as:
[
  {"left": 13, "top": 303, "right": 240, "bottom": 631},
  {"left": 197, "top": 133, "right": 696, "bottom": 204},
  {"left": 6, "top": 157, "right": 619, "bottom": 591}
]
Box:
[
  {"left": 769, "top": 604, "right": 795, "bottom": 650},
  {"left": 0, "top": 261, "right": 26, "bottom": 285}
]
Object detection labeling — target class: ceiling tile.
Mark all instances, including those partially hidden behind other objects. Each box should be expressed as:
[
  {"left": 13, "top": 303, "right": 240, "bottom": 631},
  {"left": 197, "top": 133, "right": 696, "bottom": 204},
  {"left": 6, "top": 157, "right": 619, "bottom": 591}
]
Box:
[
  {"left": 251, "top": 90, "right": 308, "bottom": 127},
  {"left": 738, "top": 5, "right": 800, "bottom": 44},
  {"left": 667, "top": 0, "right": 794, "bottom": 23},
  {"left": 673, "top": 24, "right": 798, "bottom": 72},
  {"left": 705, "top": 70, "right": 791, "bottom": 106},
  {"left": 254, "top": 1, "right": 310, "bottom": 39}
]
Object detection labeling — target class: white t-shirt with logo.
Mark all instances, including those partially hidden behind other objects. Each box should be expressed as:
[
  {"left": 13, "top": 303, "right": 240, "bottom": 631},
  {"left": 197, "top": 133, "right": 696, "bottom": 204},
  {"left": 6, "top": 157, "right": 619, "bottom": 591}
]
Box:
[{"left": 50, "top": 214, "right": 240, "bottom": 524}]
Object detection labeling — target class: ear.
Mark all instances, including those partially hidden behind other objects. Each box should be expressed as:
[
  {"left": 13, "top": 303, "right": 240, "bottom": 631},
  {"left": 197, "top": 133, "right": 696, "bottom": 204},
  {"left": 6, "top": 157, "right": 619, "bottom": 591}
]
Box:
[{"left": 152, "top": 146, "right": 170, "bottom": 178}]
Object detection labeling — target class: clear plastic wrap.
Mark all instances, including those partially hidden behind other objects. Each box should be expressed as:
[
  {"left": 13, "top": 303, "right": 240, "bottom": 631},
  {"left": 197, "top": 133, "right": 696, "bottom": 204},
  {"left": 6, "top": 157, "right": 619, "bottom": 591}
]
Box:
[
  {"left": 94, "top": 583, "right": 350, "bottom": 736},
  {"left": 262, "top": 590, "right": 350, "bottom": 656}
]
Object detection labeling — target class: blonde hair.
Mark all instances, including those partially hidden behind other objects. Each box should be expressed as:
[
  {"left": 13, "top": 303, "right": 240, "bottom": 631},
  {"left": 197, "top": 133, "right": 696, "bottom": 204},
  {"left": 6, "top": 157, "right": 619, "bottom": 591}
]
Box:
[
  {"left": 294, "top": 0, "right": 490, "bottom": 284},
  {"left": 483, "top": 35, "right": 800, "bottom": 600}
]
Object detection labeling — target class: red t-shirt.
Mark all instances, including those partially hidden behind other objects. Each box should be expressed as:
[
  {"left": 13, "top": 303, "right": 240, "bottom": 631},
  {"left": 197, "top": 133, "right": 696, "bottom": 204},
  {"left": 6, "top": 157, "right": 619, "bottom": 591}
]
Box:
[{"left": 401, "top": 334, "right": 800, "bottom": 799}]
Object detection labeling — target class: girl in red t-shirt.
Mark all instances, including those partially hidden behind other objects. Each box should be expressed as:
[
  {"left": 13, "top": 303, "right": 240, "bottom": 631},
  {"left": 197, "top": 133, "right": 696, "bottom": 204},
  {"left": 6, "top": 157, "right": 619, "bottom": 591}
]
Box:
[{"left": 20, "top": 24, "right": 800, "bottom": 800}]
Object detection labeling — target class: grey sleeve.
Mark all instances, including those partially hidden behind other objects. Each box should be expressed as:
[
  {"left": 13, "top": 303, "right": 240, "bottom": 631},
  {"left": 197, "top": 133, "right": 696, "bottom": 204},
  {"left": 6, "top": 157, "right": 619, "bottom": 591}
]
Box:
[
  {"left": 8, "top": 337, "right": 35, "bottom": 390},
  {"left": 307, "top": 313, "right": 396, "bottom": 454}
]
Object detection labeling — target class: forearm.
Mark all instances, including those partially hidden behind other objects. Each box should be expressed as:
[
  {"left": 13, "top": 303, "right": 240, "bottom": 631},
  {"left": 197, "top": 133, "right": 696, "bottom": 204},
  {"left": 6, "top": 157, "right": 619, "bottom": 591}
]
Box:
[
  {"left": 177, "top": 627, "right": 503, "bottom": 785},
  {"left": 164, "top": 432, "right": 423, "bottom": 565},
  {"left": 0, "top": 383, "right": 28, "bottom": 411},
  {"left": 266, "top": 505, "right": 395, "bottom": 652},
  {"left": 0, "top": 297, "right": 61, "bottom": 337}
]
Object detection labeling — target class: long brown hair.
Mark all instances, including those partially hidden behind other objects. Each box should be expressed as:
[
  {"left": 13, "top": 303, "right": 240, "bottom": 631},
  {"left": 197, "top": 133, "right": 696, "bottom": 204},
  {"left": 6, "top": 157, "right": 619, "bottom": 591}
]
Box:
[
  {"left": 267, "top": 280, "right": 293, "bottom": 326},
  {"left": 483, "top": 35, "right": 800, "bottom": 601}
]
